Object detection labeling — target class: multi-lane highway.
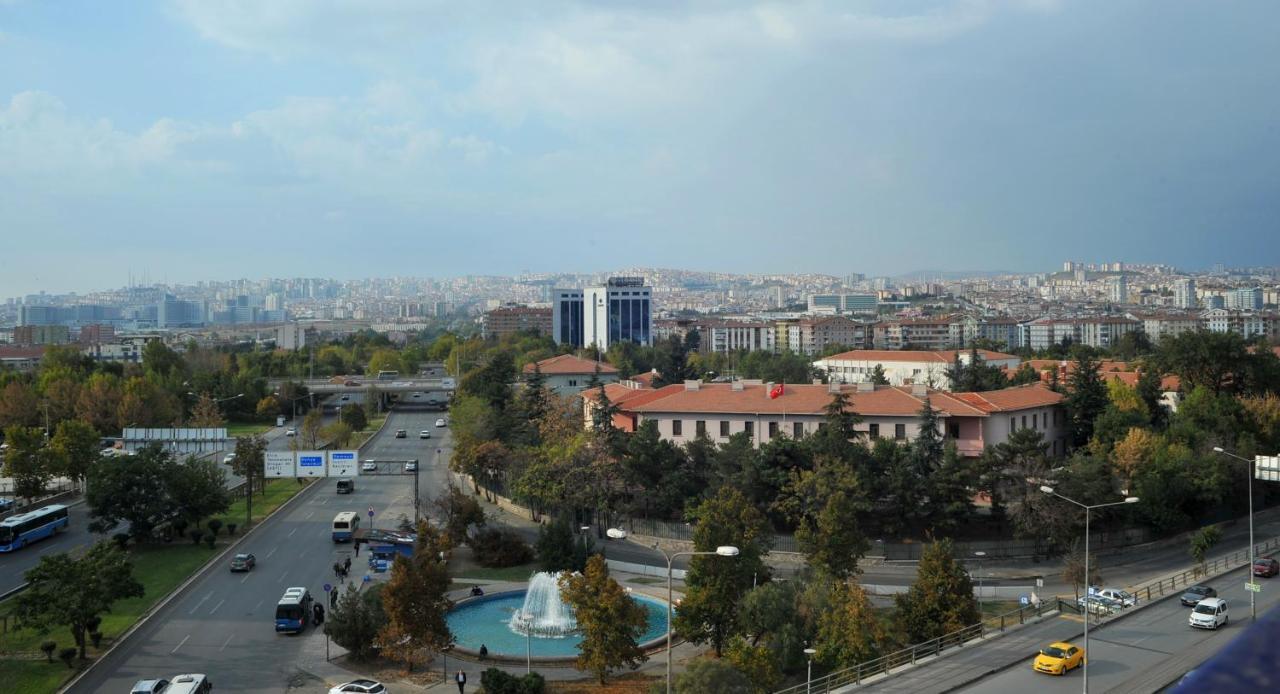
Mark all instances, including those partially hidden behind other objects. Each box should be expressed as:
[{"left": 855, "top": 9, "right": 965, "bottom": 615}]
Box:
[
  {"left": 68, "top": 403, "right": 446, "bottom": 694},
  {"left": 958, "top": 564, "right": 1280, "bottom": 693}
]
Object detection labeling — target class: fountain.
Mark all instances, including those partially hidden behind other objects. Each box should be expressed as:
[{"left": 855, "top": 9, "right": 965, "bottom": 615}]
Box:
[{"left": 509, "top": 571, "right": 578, "bottom": 638}]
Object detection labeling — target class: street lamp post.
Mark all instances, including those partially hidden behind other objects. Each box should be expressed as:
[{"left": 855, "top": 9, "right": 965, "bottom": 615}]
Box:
[
  {"left": 804, "top": 647, "right": 817, "bottom": 694},
  {"left": 973, "top": 551, "right": 987, "bottom": 614},
  {"left": 1213, "top": 446, "right": 1258, "bottom": 621},
  {"left": 1040, "top": 486, "right": 1139, "bottom": 694},
  {"left": 607, "top": 528, "right": 738, "bottom": 694}
]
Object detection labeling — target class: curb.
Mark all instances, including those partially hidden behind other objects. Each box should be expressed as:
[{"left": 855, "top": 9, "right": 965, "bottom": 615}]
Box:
[{"left": 57, "top": 478, "right": 320, "bottom": 693}]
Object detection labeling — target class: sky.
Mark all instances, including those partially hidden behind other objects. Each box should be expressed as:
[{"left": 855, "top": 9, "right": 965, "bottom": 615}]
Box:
[{"left": 1, "top": 0, "right": 1278, "bottom": 298}]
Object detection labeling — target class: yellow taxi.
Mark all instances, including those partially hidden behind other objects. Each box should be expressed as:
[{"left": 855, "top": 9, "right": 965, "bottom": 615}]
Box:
[{"left": 1033, "top": 641, "right": 1084, "bottom": 675}]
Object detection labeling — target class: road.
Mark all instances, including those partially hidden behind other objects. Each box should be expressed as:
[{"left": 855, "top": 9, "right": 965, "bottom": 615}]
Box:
[
  {"left": 68, "top": 404, "right": 443, "bottom": 693},
  {"left": 956, "top": 567, "right": 1280, "bottom": 694}
]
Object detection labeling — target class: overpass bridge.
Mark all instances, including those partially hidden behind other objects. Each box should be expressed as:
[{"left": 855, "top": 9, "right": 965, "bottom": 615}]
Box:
[{"left": 266, "top": 377, "right": 455, "bottom": 395}]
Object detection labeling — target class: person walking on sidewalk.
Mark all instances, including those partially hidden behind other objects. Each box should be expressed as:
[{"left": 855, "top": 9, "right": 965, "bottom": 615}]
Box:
[{"left": 455, "top": 669, "right": 467, "bottom": 693}]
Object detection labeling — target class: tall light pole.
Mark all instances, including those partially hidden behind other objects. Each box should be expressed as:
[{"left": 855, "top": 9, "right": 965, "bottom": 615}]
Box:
[
  {"left": 608, "top": 528, "right": 738, "bottom": 694},
  {"left": 973, "top": 551, "right": 987, "bottom": 615},
  {"left": 1040, "top": 487, "right": 1138, "bottom": 694},
  {"left": 804, "top": 647, "right": 817, "bottom": 694},
  {"left": 1213, "top": 446, "right": 1259, "bottom": 621}
]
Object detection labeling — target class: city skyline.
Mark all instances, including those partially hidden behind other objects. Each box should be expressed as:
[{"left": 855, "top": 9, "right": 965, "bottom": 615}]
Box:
[{"left": 2, "top": 1, "right": 1279, "bottom": 298}]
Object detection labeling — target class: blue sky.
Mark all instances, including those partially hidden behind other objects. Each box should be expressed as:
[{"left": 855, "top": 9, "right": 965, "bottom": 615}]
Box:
[{"left": 1, "top": 0, "right": 1278, "bottom": 297}]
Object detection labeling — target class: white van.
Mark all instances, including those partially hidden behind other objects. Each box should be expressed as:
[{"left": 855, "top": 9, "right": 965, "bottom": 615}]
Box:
[
  {"left": 1189, "top": 598, "right": 1228, "bottom": 629},
  {"left": 166, "top": 673, "right": 212, "bottom": 693}
]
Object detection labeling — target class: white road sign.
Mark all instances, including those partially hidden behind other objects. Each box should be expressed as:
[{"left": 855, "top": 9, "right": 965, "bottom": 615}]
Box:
[
  {"left": 329, "top": 450, "right": 359, "bottom": 477},
  {"left": 264, "top": 451, "right": 294, "bottom": 478}
]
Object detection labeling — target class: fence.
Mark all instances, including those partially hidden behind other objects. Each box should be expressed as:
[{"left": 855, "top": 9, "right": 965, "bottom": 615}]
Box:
[
  {"left": 620, "top": 516, "right": 801, "bottom": 554},
  {"left": 882, "top": 527, "right": 1151, "bottom": 560}
]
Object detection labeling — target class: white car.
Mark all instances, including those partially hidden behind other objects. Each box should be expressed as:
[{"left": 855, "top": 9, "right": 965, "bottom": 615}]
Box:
[
  {"left": 435, "top": 418, "right": 447, "bottom": 427},
  {"left": 1091, "top": 587, "right": 1137, "bottom": 608},
  {"left": 285, "top": 428, "right": 297, "bottom": 437},
  {"left": 405, "top": 461, "right": 418, "bottom": 472},
  {"left": 223, "top": 452, "right": 236, "bottom": 464},
  {"left": 329, "top": 680, "right": 386, "bottom": 694},
  {"left": 130, "top": 679, "right": 169, "bottom": 694},
  {"left": 1189, "top": 598, "right": 1228, "bottom": 629},
  {"left": 419, "top": 430, "right": 431, "bottom": 439},
  {"left": 361, "top": 461, "right": 377, "bottom": 472}
]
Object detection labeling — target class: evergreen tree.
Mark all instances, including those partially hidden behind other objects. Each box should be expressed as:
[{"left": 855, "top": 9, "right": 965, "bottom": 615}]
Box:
[
  {"left": 815, "top": 580, "right": 885, "bottom": 668},
  {"left": 1065, "top": 351, "right": 1109, "bottom": 447},
  {"left": 328, "top": 583, "right": 387, "bottom": 660},
  {"left": 893, "top": 538, "right": 980, "bottom": 643},
  {"left": 558, "top": 555, "right": 648, "bottom": 684},
  {"left": 869, "top": 364, "right": 890, "bottom": 386},
  {"left": 1135, "top": 367, "right": 1167, "bottom": 430},
  {"left": 536, "top": 516, "right": 577, "bottom": 572},
  {"left": 927, "top": 444, "right": 976, "bottom": 535}
]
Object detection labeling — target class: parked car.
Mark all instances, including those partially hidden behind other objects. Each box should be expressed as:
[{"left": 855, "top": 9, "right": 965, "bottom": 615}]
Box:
[
  {"left": 1077, "top": 595, "right": 1122, "bottom": 616},
  {"left": 285, "top": 428, "right": 297, "bottom": 437},
  {"left": 1253, "top": 557, "right": 1280, "bottom": 578},
  {"left": 1181, "top": 584, "right": 1217, "bottom": 607},
  {"left": 229, "top": 553, "right": 256, "bottom": 572},
  {"left": 419, "top": 430, "right": 431, "bottom": 439},
  {"left": 1189, "top": 597, "right": 1229, "bottom": 629},
  {"left": 361, "top": 461, "right": 378, "bottom": 472},
  {"left": 345, "top": 380, "right": 361, "bottom": 387},
  {"left": 1033, "top": 641, "right": 1084, "bottom": 676},
  {"left": 435, "top": 418, "right": 447, "bottom": 427},
  {"left": 223, "top": 452, "right": 236, "bottom": 464},
  {"left": 130, "top": 679, "right": 170, "bottom": 694},
  {"left": 0, "top": 497, "right": 14, "bottom": 513},
  {"left": 395, "top": 429, "right": 407, "bottom": 438},
  {"left": 1091, "top": 587, "right": 1137, "bottom": 608},
  {"left": 405, "top": 461, "right": 417, "bottom": 472},
  {"left": 329, "top": 680, "right": 386, "bottom": 694}
]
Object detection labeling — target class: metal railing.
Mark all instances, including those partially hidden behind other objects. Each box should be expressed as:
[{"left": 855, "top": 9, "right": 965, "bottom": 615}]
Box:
[{"left": 771, "top": 535, "right": 1280, "bottom": 694}]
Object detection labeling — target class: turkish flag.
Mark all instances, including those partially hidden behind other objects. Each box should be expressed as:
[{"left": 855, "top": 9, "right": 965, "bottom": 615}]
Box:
[{"left": 770, "top": 384, "right": 784, "bottom": 399}]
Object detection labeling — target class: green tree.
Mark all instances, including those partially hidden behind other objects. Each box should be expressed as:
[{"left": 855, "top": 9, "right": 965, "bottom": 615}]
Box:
[
  {"left": 75, "top": 372, "right": 123, "bottom": 434},
  {"left": 49, "top": 420, "right": 100, "bottom": 488},
  {"left": 536, "top": 516, "right": 578, "bottom": 573},
  {"left": 815, "top": 580, "right": 885, "bottom": 668},
  {"left": 670, "top": 658, "right": 753, "bottom": 694},
  {"left": 927, "top": 444, "right": 976, "bottom": 535},
  {"left": 339, "top": 403, "right": 368, "bottom": 432},
  {"left": 1189, "top": 525, "right": 1223, "bottom": 576},
  {"left": 377, "top": 520, "right": 454, "bottom": 672},
  {"left": 2, "top": 425, "right": 53, "bottom": 501},
  {"left": 674, "top": 487, "right": 772, "bottom": 656},
  {"left": 1009, "top": 362, "right": 1042, "bottom": 386},
  {"left": 366, "top": 348, "right": 405, "bottom": 377},
  {"left": 85, "top": 445, "right": 175, "bottom": 539},
  {"left": 893, "top": 538, "right": 980, "bottom": 644},
  {"left": 724, "top": 637, "right": 782, "bottom": 693},
  {"left": 0, "top": 381, "right": 41, "bottom": 429},
  {"left": 1065, "top": 351, "right": 1109, "bottom": 447},
  {"left": 779, "top": 460, "right": 870, "bottom": 580},
  {"left": 301, "top": 407, "right": 324, "bottom": 450},
  {"left": 14, "top": 541, "right": 144, "bottom": 659},
  {"left": 1156, "top": 330, "right": 1250, "bottom": 395},
  {"left": 870, "top": 364, "right": 890, "bottom": 386},
  {"left": 255, "top": 395, "right": 283, "bottom": 420},
  {"left": 558, "top": 555, "right": 648, "bottom": 684},
  {"left": 322, "top": 421, "right": 354, "bottom": 448},
  {"left": 432, "top": 483, "right": 486, "bottom": 549},
  {"left": 187, "top": 393, "right": 225, "bottom": 427},
  {"left": 168, "top": 457, "right": 231, "bottom": 528},
  {"left": 327, "top": 583, "right": 387, "bottom": 660},
  {"left": 231, "top": 433, "right": 267, "bottom": 527},
  {"left": 1135, "top": 367, "right": 1168, "bottom": 430}
]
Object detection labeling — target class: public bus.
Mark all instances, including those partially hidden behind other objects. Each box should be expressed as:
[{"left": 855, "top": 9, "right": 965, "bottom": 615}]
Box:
[
  {"left": 377, "top": 370, "right": 399, "bottom": 381},
  {"left": 0, "top": 504, "right": 69, "bottom": 552},
  {"left": 332, "top": 511, "right": 360, "bottom": 542},
  {"left": 274, "top": 586, "right": 313, "bottom": 633}
]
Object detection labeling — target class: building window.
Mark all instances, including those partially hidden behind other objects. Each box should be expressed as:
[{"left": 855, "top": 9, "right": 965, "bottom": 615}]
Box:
[
  {"left": 1032, "top": 413, "right": 1038, "bottom": 429},
  {"left": 948, "top": 422, "right": 960, "bottom": 439},
  {"left": 1010, "top": 416, "right": 1016, "bottom": 431},
  {"left": 793, "top": 422, "right": 803, "bottom": 439},
  {"left": 568, "top": 379, "right": 577, "bottom": 387},
  {"left": 869, "top": 423, "right": 880, "bottom": 439},
  {"left": 720, "top": 421, "right": 730, "bottom": 438},
  {"left": 672, "top": 420, "right": 683, "bottom": 436},
  {"left": 745, "top": 421, "right": 754, "bottom": 438},
  {"left": 768, "top": 421, "right": 779, "bottom": 438},
  {"left": 1021, "top": 415, "right": 1027, "bottom": 429},
  {"left": 696, "top": 420, "right": 706, "bottom": 436},
  {"left": 895, "top": 423, "right": 906, "bottom": 440}
]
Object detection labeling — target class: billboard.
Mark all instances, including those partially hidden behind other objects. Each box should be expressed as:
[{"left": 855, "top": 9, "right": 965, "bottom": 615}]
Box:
[
  {"left": 265, "top": 451, "right": 295, "bottom": 478},
  {"left": 329, "top": 450, "right": 359, "bottom": 477},
  {"left": 1258, "top": 455, "right": 1280, "bottom": 483},
  {"left": 296, "top": 451, "right": 326, "bottom": 478}
]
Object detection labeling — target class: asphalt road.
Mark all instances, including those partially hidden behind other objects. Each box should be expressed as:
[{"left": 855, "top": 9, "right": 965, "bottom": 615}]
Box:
[
  {"left": 956, "top": 563, "right": 1280, "bottom": 693},
  {"left": 67, "top": 404, "right": 436, "bottom": 694}
]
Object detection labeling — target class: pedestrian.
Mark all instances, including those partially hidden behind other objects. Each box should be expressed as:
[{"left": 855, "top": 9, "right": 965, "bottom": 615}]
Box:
[
  {"left": 479, "top": 644, "right": 488, "bottom": 660},
  {"left": 354, "top": 542, "right": 360, "bottom": 557},
  {"left": 344, "top": 556, "right": 352, "bottom": 573},
  {"left": 455, "top": 669, "right": 466, "bottom": 693}
]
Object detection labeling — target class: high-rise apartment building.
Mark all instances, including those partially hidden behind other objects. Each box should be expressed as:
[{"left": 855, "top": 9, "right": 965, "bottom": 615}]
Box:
[
  {"left": 1174, "top": 278, "right": 1197, "bottom": 309},
  {"left": 1226, "top": 287, "right": 1263, "bottom": 311},
  {"left": 585, "top": 277, "right": 652, "bottom": 350},
  {"left": 1108, "top": 275, "right": 1128, "bottom": 304}
]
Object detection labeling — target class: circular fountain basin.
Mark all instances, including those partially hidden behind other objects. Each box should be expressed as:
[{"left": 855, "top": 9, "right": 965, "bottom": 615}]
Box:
[{"left": 447, "top": 590, "right": 670, "bottom": 659}]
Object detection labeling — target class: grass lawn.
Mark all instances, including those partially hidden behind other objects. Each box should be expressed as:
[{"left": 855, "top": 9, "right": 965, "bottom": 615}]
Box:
[
  {"left": 350, "top": 414, "right": 389, "bottom": 449},
  {"left": 452, "top": 562, "right": 540, "bottom": 582},
  {"left": 0, "top": 478, "right": 312, "bottom": 692},
  {"left": 225, "top": 421, "right": 273, "bottom": 437}
]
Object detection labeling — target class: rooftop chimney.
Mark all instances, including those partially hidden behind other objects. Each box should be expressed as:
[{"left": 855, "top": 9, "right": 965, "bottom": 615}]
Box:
[
  {"left": 829, "top": 380, "right": 842, "bottom": 393},
  {"left": 911, "top": 384, "right": 928, "bottom": 396},
  {"left": 731, "top": 381, "right": 744, "bottom": 392},
  {"left": 683, "top": 380, "right": 701, "bottom": 391},
  {"left": 856, "top": 381, "right": 875, "bottom": 393},
  {"left": 765, "top": 382, "right": 775, "bottom": 398}
]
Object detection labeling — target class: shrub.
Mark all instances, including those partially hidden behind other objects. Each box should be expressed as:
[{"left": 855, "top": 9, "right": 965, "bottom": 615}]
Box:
[
  {"left": 58, "top": 647, "right": 77, "bottom": 668},
  {"left": 203, "top": 533, "right": 217, "bottom": 549},
  {"left": 111, "top": 532, "right": 130, "bottom": 549},
  {"left": 227, "top": 522, "right": 238, "bottom": 536},
  {"left": 207, "top": 519, "right": 224, "bottom": 536},
  {"left": 85, "top": 615, "right": 101, "bottom": 633},
  {"left": 189, "top": 528, "right": 204, "bottom": 545},
  {"left": 469, "top": 527, "right": 533, "bottom": 568},
  {"left": 40, "top": 640, "right": 56, "bottom": 663},
  {"left": 171, "top": 517, "right": 188, "bottom": 537},
  {"left": 480, "top": 668, "right": 546, "bottom": 694},
  {"left": 89, "top": 631, "right": 103, "bottom": 649}
]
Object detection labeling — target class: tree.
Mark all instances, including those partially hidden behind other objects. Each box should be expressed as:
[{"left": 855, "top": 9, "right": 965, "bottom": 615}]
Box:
[
  {"left": 377, "top": 520, "right": 454, "bottom": 672},
  {"left": 188, "top": 393, "right": 225, "bottom": 428},
  {"left": 1189, "top": 525, "right": 1223, "bottom": 576},
  {"left": 1111, "top": 427, "right": 1157, "bottom": 485},
  {"left": 536, "top": 516, "right": 578, "bottom": 573},
  {"left": 231, "top": 433, "right": 267, "bottom": 532},
  {"left": 1136, "top": 367, "right": 1168, "bottom": 430},
  {"left": 168, "top": 457, "right": 231, "bottom": 528},
  {"left": 1009, "top": 362, "right": 1041, "bottom": 386},
  {"left": 328, "top": 583, "right": 387, "bottom": 660},
  {"left": 255, "top": 395, "right": 283, "bottom": 420},
  {"left": 0, "top": 381, "right": 41, "bottom": 428},
  {"left": 1065, "top": 351, "right": 1109, "bottom": 447},
  {"left": 870, "top": 364, "right": 890, "bottom": 386},
  {"left": 1061, "top": 539, "right": 1101, "bottom": 601},
  {"left": 366, "top": 348, "right": 405, "bottom": 377},
  {"left": 322, "top": 421, "right": 354, "bottom": 448},
  {"left": 48, "top": 419, "right": 100, "bottom": 488},
  {"left": 86, "top": 445, "right": 175, "bottom": 540},
  {"left": 2, "top": 426, "right": 53, "bottom": 501},
  {"left": 301, "top": 407, "right": 324, "bottom": 449},
  {"left": 558, "top": 555, "right": 648, "bottom": 684},
  {"left": 893, "top": 539, "right": 980, "bottom": 644},
  {"left": 674, "top": 487, "right": 772, "bottom": 656},
  {"left": 339, "top": 403, "right": 368, "bottom": 432},
  {"left": 671, "top": 658, "right": 753, "bottom": 694},
  {"left": 927, "top": 444, "right": 976, "bottom": 535},
  {"left": 1157, "top": 330, "right": 1250, "bottom": 395},
  {"left": 815, "top": 580, "right": 885, "bottom": 668},
  {"left": 724, "top": 637, "right": 782, "bottom": 693},
  {"left": 432, "top": 483, "right": 486, "bottom": 549},
  {"left": 14, "top": 541, "right": 144, "bottom": 659},
  {"left": 75, "top": 373, "right": 122, "bottom": 434}
]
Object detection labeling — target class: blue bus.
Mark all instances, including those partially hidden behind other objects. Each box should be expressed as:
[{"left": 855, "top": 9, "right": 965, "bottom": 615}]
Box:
[
  {"left": 332, "top": 511, "right": 360, "bottom": 542},
  {"left": 0, "top": 504, "right": 69, "bottom": 552},
  {"left": 274, "top": 586, "right": 313, "bottom": 633}
]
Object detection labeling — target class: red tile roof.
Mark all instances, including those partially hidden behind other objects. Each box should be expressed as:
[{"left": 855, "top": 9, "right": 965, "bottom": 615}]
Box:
[
  {"left": 524, "top": 354, "right": 619, "bottom": 375},
  {"left": 819, "top": 349, "right": 1020, "bottom": 363},
  {"left": 950, "top": 385, "right": 1064, "bottom": 412}
]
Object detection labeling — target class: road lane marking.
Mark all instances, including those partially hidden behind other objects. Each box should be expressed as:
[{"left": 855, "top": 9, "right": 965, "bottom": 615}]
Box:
[
  {"left": 240, "top": 572, "right": 251, "bottom": 584},
  {"left": 1090, "top": 637, "right": 1173, "bottom": 656},
  {"left": 189, "top": 591, "right": 213, "bottom": 615},
  {"left": 287, "top": 528, "right": 297, "bottom": 538},
  {"left": 209, "top": 598, "right": 225, "bottom": 615},
  {"left": 171, "top": 634, "right": 190, "bottom": 654},
  {"left": 254, "top": 599, "right": 264, "bottom": 613},
  {"left": 304, "top": 511, "right": 315, "bottom": 520},
  {"left": 266, "top": 546, "right": 278, "bottom": 559},
  {"left": 220, "top": 634, "right": 234, "bottom": 652},
  {"left": 279, "top": 571, "right": 289, "bottom": 583}
]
